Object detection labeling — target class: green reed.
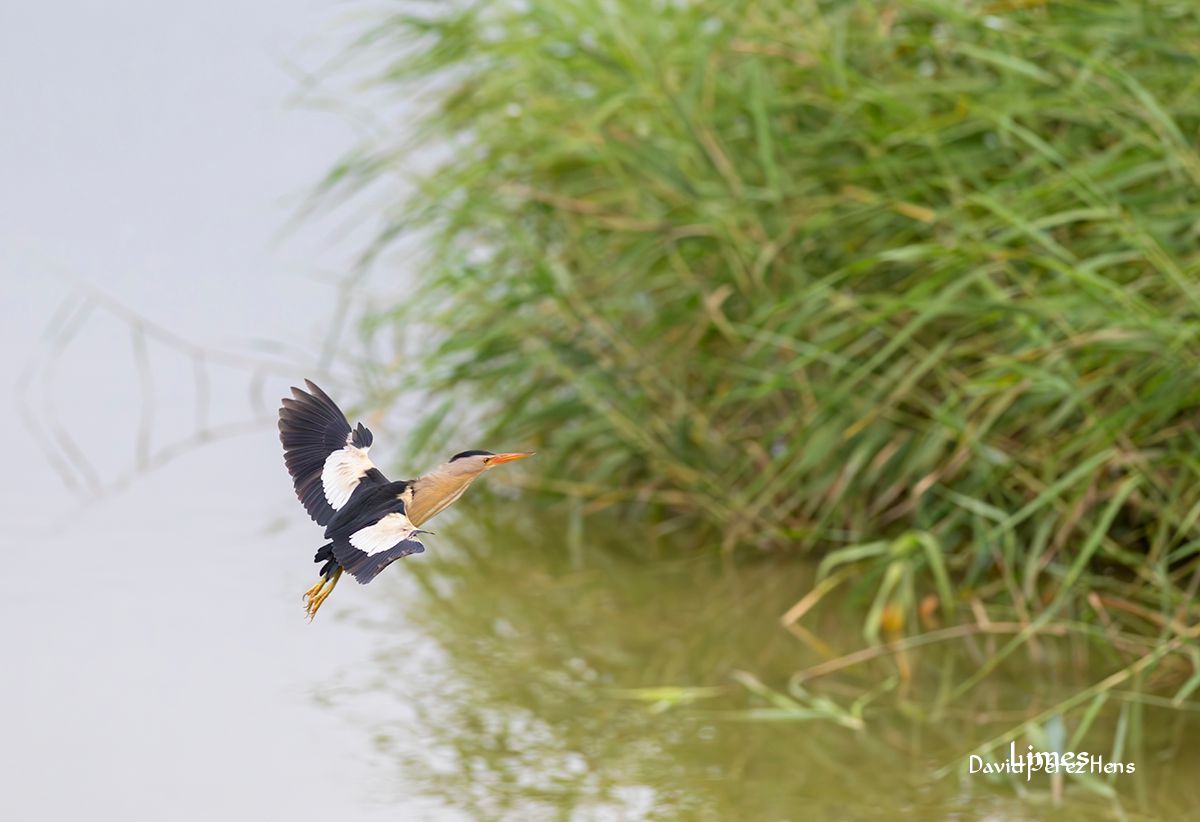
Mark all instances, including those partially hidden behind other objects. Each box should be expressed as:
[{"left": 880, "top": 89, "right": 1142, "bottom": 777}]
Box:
[{"left": 325, "top": 0, "right": 1200, "bottom": 729}]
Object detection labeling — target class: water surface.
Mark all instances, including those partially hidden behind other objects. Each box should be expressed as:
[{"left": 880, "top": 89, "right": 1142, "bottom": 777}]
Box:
[
  {"left": 0, "top": 2, "right": 445, "bottom": 818},
  {"left": 335, "top": 504, "right": 1200, "bottom": 820}
]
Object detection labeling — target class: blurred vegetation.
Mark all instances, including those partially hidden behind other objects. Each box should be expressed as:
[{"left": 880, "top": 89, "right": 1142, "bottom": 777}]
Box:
[{"left": 328, "top": 0, "right": 1200, "bottom": 721}]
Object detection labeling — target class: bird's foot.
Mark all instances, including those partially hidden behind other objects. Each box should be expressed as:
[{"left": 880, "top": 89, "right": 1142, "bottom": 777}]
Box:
[
  {"left": 302, "top": 577, "right": 326, "bottom": 602},
  {"left": 303, "top": 580, "right": 332, "bottom": 621},
  {"left": 302, "top": 567, "right": 342, "bottom": 622}
]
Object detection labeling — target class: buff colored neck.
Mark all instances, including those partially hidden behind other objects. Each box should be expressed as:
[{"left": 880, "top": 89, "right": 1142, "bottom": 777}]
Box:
[{"left": 406, "top": 466, "right": 480, "bottom": 526}]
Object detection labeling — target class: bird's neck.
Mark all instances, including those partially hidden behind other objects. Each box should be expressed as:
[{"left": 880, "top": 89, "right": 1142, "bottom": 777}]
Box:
[{"left": 406, "top": 468, "right": 477, "bottom": 526}]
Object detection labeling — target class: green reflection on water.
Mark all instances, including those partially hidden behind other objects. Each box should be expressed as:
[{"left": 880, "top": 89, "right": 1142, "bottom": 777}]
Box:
[{"left": 354, "top": 503, "right": 1200, "bottom": 820}]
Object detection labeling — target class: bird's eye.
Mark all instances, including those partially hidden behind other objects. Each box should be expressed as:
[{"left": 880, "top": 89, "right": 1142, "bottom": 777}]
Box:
[{"left": 482, "top": 457, "right": 492, "bottom": 464}]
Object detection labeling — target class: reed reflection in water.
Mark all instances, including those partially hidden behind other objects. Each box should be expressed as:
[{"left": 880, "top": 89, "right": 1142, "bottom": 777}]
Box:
[{"left": 327, "top": 503, "right": 1200, "bottom": 820}]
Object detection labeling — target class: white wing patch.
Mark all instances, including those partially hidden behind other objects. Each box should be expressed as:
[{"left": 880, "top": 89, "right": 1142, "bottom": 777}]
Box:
[
  {"left": 321, "top": 441, "right": 376, "bottom": 510},
  {"left": 349, "top": 512, "right": 420, "bottom": 556}
]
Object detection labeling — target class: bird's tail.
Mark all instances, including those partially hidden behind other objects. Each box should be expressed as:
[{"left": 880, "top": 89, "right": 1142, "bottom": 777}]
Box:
[{"left": 314, "top": 542, "right": 339, "bottom": 578}]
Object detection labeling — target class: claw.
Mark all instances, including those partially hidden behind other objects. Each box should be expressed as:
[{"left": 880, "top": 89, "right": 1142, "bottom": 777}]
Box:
[
  {"left": 302, "top": 567, "right": 342, "bottom": 622},
  {"left": 303, "top": 578, "right": 325, "bottom": 602}
]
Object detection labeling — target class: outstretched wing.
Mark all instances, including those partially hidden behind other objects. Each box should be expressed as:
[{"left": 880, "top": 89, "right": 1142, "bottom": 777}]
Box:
[
  {"left": 278, "top": 379, "right": 386, "bottom": 526},
  {"left": 332, "top": 511, "right": 426, "bottom": 584}
]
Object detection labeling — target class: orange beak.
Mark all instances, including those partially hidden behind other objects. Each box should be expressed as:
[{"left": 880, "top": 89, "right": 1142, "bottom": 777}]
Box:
[{"left": 487, "top": 452, "right": 535, "bottom": 465}]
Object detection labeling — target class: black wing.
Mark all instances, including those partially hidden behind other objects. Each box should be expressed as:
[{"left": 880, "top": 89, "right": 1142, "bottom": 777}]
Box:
[
  {"left": 323, "top": 481, "right": 410, "bottom": 539},
  {"left": 333, "top": 533, "right": 425, "bottom": 584},
  {"left": 325, "top": 483, "right": 423, "bottom": 583},
  {"left": 278, "top": 379, "right": 384, "bottom": 526}
]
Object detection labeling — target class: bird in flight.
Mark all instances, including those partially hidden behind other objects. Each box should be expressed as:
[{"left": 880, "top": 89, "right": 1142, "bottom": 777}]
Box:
[{"left": 279, "top": 380, "right": 532, "bottom": 620}]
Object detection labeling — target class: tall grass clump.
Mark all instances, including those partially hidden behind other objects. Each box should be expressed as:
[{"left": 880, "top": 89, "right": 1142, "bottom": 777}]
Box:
[{"left": 330, "top": 1, "right": 1200, "bottom": 644}]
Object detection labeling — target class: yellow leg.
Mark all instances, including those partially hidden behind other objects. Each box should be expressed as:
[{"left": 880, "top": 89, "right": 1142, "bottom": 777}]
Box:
[{"left": 303, "top": 567, "right": 342, "bottom": 622}]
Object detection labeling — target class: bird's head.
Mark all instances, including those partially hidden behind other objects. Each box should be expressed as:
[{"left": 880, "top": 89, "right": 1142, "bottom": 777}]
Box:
[
  {"left": 407, "top": 449, "right": 534, "bottom": 526},
  {"left": 447, "top": 449, "right": 534, "bottom": 474}
]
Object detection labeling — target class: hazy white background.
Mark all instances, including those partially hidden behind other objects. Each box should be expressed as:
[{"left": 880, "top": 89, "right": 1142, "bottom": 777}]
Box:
[{"left": 0, "top": 2, "right": 451, "bottom": 819}]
